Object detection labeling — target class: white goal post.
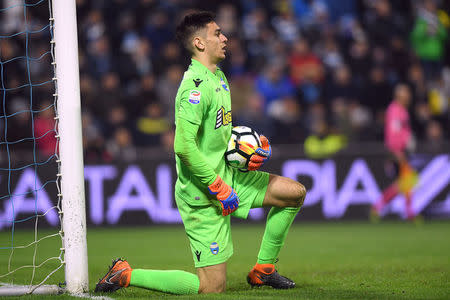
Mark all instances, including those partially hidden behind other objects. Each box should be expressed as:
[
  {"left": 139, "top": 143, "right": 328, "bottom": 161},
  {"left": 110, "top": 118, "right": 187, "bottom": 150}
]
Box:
[
  {"left": 0, "top": 0, "right": 88, "bottom": 295},
  {"left": 52, "top": 0, "right": 89, "bottom": 294}
]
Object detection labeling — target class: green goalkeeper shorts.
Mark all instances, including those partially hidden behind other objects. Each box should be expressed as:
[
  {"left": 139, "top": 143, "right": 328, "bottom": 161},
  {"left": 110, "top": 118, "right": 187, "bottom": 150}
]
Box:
[{"left": 175, "top": 169, "right": 269, "bottom": 268}]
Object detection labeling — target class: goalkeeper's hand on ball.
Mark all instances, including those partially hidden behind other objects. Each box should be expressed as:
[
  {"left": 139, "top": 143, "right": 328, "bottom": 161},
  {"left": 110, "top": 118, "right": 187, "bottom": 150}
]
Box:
[
  {"left": 208, "top": 175, "right": 240, "bottom": 216},
  {"left": 248, "top": 135, "right": 272, "bottom": 171}
]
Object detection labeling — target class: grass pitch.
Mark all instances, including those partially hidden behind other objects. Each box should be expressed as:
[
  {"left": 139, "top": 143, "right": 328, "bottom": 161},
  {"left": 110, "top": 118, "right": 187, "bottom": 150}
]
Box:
[{"left": 0, "top": 221, "right": 449, "bottom": 299}]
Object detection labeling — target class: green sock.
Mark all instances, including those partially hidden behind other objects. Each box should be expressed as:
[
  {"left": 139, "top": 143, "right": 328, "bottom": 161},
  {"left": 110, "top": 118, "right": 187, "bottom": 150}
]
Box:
[
  {"left": 257, "top": 206, "right": 301, "bottom": 264},
  {"left": 130, "top": 269, "right": 199, "bottom": 295}
]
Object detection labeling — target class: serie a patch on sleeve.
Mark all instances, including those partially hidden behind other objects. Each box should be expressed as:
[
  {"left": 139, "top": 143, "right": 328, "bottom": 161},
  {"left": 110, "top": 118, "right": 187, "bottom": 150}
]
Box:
[{"left": 189, "top": 90, "right": 201, "bottom": 104}]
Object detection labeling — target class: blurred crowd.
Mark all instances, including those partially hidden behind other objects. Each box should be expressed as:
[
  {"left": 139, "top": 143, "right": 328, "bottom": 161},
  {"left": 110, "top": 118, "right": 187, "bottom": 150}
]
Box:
[{"left": 0, "top": 0, "right": 449, "bottom": 163}]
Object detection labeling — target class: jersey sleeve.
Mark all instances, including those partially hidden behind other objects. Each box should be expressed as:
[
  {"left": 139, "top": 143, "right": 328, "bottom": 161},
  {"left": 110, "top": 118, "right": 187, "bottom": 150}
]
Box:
[
  {"left": 177, "top": 78, "right": 211, "bottom": 125},
  {"left": 174, "top": 117, "right": 217, "bottom": 186},
  {"left": 174, "top": 77, "right": 217, "bottom": 187}
]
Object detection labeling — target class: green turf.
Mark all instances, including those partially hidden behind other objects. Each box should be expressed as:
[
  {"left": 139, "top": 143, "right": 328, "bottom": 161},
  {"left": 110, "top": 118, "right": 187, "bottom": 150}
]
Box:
[{"left": 0, "top": 221, "right": 449, "bottom": 299}]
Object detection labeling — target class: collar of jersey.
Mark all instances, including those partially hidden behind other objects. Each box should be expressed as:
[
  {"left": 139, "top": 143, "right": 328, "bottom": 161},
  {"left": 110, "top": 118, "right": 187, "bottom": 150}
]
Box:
[{"left": 190, "top": 58, "right": 220, "bottom": 78}]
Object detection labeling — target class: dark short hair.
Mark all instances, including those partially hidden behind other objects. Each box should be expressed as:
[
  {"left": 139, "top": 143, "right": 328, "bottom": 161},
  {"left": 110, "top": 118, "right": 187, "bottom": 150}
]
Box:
[{"left": 175, "top": 11, "right": 215, "bottom": 53}]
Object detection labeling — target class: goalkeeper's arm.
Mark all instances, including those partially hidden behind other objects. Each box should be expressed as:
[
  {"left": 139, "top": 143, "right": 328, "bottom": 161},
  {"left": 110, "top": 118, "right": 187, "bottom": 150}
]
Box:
[
  {"left": 174, "top": 117, "right": 217, "bottom": 186},
  {"left": 174, "top": 118, "right": 239, "bottom": 216}
]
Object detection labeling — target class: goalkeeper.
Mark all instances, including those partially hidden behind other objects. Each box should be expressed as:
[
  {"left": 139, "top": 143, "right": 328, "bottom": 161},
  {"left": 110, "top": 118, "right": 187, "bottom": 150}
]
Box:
[{"left": 95, "top": 11, "right": 306, "bottom": 294}]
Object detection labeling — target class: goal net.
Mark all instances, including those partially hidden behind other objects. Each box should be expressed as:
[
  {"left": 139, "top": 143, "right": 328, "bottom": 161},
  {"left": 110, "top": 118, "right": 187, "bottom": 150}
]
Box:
[{"left": 0, "top": 0, "right": 87, "bottom": 295}]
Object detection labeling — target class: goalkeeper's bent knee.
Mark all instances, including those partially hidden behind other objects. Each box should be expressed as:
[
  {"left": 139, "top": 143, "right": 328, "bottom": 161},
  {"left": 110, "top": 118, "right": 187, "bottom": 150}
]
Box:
[{"left": 296, "top": 183, "right": 306, "bottom": 208}]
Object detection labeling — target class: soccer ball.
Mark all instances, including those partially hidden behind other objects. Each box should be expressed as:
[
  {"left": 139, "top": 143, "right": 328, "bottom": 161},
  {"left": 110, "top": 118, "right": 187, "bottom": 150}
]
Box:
[{"left": 225, "top": 126, "right": 261, "bottom": 170}]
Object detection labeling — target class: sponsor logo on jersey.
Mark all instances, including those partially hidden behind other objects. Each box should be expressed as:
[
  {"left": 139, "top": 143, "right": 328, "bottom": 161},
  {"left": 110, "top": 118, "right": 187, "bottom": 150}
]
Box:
[
  {"left": 215, "top": 106, "right": 232, "bottom": 129},
  {"left": 189, "top": 90, "right": 201, "bottom": 104},
  {"left": 220, "top": 77, "right": 229, "bottom": 91},
  {"left": 210, "top": 242, "right": 219, "bottom": 255}
]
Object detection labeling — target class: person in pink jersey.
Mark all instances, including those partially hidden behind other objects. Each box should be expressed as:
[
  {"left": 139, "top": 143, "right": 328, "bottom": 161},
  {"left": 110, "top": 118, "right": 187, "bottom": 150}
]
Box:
[{"left": 371, "top": 84, "right": 418, "bottom": 221}]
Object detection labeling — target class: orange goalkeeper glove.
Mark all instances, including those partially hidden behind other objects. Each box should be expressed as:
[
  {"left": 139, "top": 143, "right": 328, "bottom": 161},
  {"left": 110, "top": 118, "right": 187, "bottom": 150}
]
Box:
[
  {"left": 248, "top": 135, "right": 272, "bottom": 171},
  {"left": 208, "top": 175, "right": 240, "bottom": 216}
]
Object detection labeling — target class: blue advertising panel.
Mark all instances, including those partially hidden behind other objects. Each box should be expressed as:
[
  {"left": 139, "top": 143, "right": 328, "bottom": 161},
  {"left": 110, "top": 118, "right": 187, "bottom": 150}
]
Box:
[{"left": 0, "top": 153, "right": 449, "bottom": 228}]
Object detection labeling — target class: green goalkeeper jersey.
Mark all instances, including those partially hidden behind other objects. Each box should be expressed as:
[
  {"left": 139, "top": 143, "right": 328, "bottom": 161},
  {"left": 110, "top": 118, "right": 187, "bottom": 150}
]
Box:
[{"left": 174, "top": 59, "right": 233, "bottom": 206}]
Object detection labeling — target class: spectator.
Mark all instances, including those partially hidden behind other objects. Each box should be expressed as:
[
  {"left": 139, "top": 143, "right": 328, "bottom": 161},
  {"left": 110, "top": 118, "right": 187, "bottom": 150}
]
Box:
[
  {"left": 228, "top": 45, "right": 248, "bottom": 79},
  {"left": 388, "top": 36, "right": 412, "bottom": 82},
  {"left": 105, "top": 105, "right": 129, "bottom": 139},
  {"left": 34, "top": 102, "right": 56, "bottom": 157},
  {"left": 235, "top": 91, "right": 272, "bottom": 137},
  {"left": 222, "top": 37, "right": 248, "bottom": 78},
  {"left": 365, "top": 0, "right": 408, "bottom": 47},
  {"left": 216, "top": 3, "right": 239, "bottom": 36},
  {"left": 255, "top": 62, "right": 295, "bottom": 111},
  {"left": 347, "top": 38, "right": 372, "bottom": 86},
  {"left": 134, "top": 102, "right": 170, "bottom": 147},
  {"left": 7, "top": 98, "right": 33, "bottom": 150},
  {"left": 242, "top": 7, "right": 268, "bottom": 42},
  {"left": 153, "top": 41, "right": 182, "bottom": 76},
  {"left": 271, "top": 10, "right": 300, "bottom": 44},
  {"left": 119, "top": 37, "right": 153, "bottom": 83},
  {"left": 424, "top": 119, "right": 446, "bottom": 152},
  {"left": 156, "top": 64, "right": 184, "bottom": 121},
  {"left": 117, "top": 11, "right": 140, "bottom": 57},
  {"left": 304, "top": 118, "right": 347, "bottom": 159},
  {"left": 303, "top": 102, "right": 326, "bottom": 134},
  {"left": 410, "top": 0, "right": 448, "bottom": 81},
  {"left": 1, "top": 0, "right": 23, "bottom": 34},
  {"left": 323, "top": 0, "right": 356, "bottom": 23},
  {"left": 330, "top": 98, "right": 352, "bottom": 139},
  {"left": 228, "top": 76, "right": 254, "bottom": 112},
  {"left": 289, "top": 38, "right": 324, "bottom": 104},
  {"left": 128, "top": 74, "right": 158, "bottom": 117},
  {"left": 143, "top": 10, "right": 172, "bottom": 53},
  {"left": 362, "top": 66, "right": 393, "bottom": 116},
  {"left": 82, "top": 111, "right": 111, "bottom": 163},
  {"left": 87, "top": 36, "right": 114, "bottom": 78},
  {"left": 80, "top": 75, "right": 101, "bottom": 118},
  {"left": 93, "top": 72, "right": 123, "bottom": 123},
  {"left": 413, "top": 101, "right": 432, "bottom": 139},
  {"left": 82, "top": 9, "right": 105, "bottom": 44},
  {"left": 0, "top": 40, "right": 21, "bottom": 80},
  {"left": 347, "top": 100, "right": 373, "bottom": 141},
  {"left": 308, "top": 0, "right": 330, "bottom": 30},
  {"left": 289, "top": 38, "right": 324, "bottom": 86},
  {"left": 292, "top": 0, "right": 314, "bottom": 24},
  {"left": 316, "top": 37, "right": 344, "bottom": 71},
  {"left": 267, "top": 96, "right": 305, "bottom": 144},
  {"left": 4, "top": 0, "right": 450, "bottom": 162},
  {"left": 407, "top": 64, "right": 427, "bottom": 103},
  {"left": 428, "top": 77, "right": 449, "bottom": 117},
  {"left": 324, "top": 65, "right": 358, "bottom": 102},
  {"left": 106, "top": 127, "right": 137, "bottom": 162}
]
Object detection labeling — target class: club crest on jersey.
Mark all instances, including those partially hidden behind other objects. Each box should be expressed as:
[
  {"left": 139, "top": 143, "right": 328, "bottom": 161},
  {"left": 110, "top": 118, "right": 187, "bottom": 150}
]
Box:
[
  {"left": 210, "top": 242, "right": 219, "bottom": 255},
  {"left": 189, "top": 90, "right": 201, "bottom": 104},
  {"left": 220, "top": 77, "right": 229, "bottom": 91},
  {"left": 215, "top": 106, "right": 232, "bottom": 129}
]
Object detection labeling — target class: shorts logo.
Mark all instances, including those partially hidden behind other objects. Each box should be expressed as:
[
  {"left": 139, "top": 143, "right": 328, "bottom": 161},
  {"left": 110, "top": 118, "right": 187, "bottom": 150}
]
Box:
[
  {"left": 195, "top": 250, "right": 201, "bottom": 262},
  {"left": 215, "top": 106, "right": 232, "bottom": 129},
  {"left": 210, "top": 242, "right": 219, "bottom": 255},
  {"left": 220, "top": 77, "right": 229, "bottom": 91},
  {"left": 189, "top": 90, "right": 201, "bottom": 104}
]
